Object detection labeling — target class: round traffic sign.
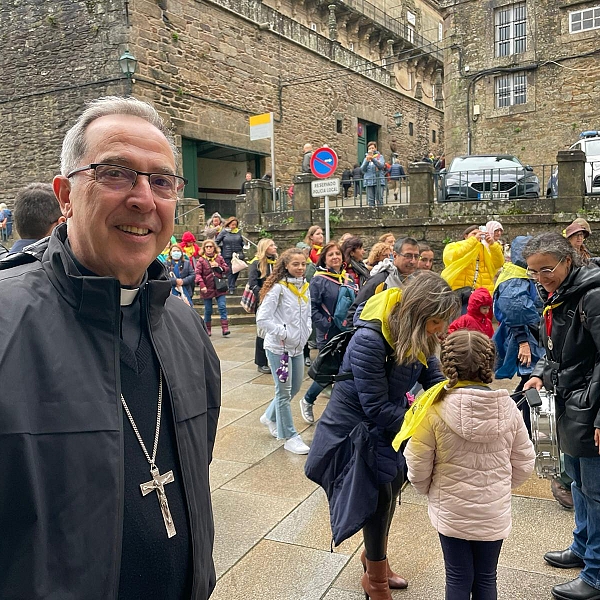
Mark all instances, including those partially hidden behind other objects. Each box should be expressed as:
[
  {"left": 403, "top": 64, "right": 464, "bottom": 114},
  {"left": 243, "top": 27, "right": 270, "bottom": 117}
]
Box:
[{"left": 310, "top": 147, "right": 338, "bottom": 179}]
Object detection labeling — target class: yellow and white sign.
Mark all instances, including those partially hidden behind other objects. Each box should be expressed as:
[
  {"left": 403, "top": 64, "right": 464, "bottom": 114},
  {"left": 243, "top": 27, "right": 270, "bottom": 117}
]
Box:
[{"left": 249, "top": 112, "right": 273, "bottom": 141}]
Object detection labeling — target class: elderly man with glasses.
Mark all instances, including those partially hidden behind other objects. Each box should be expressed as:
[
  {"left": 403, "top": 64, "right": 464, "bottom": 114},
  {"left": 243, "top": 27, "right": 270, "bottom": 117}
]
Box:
[
  {"left": 346, "top": 237, "right": 419, "bottom": 324},
  {"left": 0, "top": 97, "right": 220, "bottom": 600}
]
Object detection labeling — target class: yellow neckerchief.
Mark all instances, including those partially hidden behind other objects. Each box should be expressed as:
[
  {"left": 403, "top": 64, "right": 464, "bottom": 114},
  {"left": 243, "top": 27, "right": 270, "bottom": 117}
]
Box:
[
  {"left": 493, "top": 262, "right": 528, "bottom": 292},
  {"left": 392, "top": 379, "right": 488, "bottom": 450},
  {"left": 249, "top": 256, "right": 277, "bottom": 265},
  {"left": 313, "top": 244, "right": 323, "bottom": 255},
  {"left": 314, "top": 268, "right": 349, "bottom": 284},
  {"left": 230, "top": 227, "right": 239, "bottom": 234},
  {"left": 204, "top": 253, "right": 218, "bottom": 266},
  {"left": 360, "top": 287, "right": 428, "bottom": 365},
  {"left": 279, "top": 279, "right": 309, "bottom": 302},
  {"left": 543, "top": 301, "right": 564, "bottom": 317},
  {"left": 441, "top": 238, "right": 498, "bottom": 289}
]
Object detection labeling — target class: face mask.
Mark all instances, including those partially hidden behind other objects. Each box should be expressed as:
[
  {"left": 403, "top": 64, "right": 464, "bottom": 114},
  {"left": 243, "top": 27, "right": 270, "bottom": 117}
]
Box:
[{"left": 171, "top": 251, "right": 182, "bottom": 260}]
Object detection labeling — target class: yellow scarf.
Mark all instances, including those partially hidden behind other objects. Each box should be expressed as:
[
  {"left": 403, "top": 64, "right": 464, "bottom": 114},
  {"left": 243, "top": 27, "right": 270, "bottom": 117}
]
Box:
[
  {"left": 493, "top": 262, "right": 528, "bottom": 292},
  {"left": 315, "top": 269, "right": 349, "bottom": 284},
  {"left": 279, "top": 280, "right": 309, "bottom": 302},
  {"left": 313, "top": 244, "right": 323, "bottom": 255},
  {"left": 392, "top": 379, "right": 487, "bottom": 450},
  {"left": 543, "top": 301, "right": 563, "bottom": 317},
  {"left": 230, "top": 227, "right": 239, "bottom": 234}
]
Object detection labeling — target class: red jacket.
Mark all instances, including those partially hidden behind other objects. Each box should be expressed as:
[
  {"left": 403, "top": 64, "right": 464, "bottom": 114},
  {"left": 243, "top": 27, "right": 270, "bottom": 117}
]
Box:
[
  {"left": 448, "top": 287, "right": 494, "bottom": 338},
  {"left": 194, "top": 254, "right": 229, "bottom": 299}
]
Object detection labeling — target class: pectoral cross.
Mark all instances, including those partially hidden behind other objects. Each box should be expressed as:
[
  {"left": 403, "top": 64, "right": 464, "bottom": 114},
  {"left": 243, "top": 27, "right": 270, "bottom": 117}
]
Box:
[{"left": 140, "top": 466, "right": 177, "bottom": 538}]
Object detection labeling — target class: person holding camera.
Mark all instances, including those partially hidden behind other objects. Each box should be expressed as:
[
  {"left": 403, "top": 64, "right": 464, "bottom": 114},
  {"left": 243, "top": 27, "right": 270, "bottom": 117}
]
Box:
[
  {"left": 360, "top": 141, "right": 386, "bottom": 207},
  {"left": 442, "top": 223, "right": 505, "bottom": 314}
]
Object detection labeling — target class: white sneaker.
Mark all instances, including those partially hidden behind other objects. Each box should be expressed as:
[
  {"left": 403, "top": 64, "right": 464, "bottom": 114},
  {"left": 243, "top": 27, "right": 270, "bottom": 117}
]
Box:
[
  {"left": 299, "top": 397, "right": 315, "bottom": 423},
  {"left": 284, "top": 434, "right": 310, "bottom": 455},
  {"left": 259, "top": 413, "right": 277, "bottom": 438}
]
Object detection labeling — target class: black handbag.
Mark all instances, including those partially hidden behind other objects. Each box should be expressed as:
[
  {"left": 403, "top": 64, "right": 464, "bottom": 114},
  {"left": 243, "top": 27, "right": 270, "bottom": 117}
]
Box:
[{"left": 214, "top": 275, "right": 228, "bottom": 292}]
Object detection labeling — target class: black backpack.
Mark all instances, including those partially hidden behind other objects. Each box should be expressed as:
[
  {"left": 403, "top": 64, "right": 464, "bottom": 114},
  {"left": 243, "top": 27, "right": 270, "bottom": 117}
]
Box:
[
  {"left": 308, "top": 326, "right": 394, "bottom": 386},
  {"left": 308, "top": 328, "right": 356, "bottom": 386}
]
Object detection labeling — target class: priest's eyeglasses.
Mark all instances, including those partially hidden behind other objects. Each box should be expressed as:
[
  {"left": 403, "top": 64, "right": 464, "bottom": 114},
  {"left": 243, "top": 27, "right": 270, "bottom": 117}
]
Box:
[
  {"left": 526, "top": 258, "right": 564, "bottom": 279},
  {"left": 67, "top": 163, "right": 188, "bottom": 201}
]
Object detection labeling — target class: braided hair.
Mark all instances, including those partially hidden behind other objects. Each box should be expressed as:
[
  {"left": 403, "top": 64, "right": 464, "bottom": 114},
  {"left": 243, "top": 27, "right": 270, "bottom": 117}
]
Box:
[
  {"left": 259, "top": 248, "right": 306, "bottom": 302},
  {"left": 440, "top": 330, "right": 496, "bottom": 388}
]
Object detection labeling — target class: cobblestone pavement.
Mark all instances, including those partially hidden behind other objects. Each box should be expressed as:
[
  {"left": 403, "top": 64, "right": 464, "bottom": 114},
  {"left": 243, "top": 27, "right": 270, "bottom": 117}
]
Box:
[{"left": 210, "top": 325, "right": 576, "bottom": 600}]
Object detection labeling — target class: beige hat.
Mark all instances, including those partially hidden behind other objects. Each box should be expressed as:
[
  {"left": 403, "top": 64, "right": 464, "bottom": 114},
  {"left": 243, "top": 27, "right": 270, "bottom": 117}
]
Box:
[{"left": 565, "top": 218, "right": 591, "bottom": 239}]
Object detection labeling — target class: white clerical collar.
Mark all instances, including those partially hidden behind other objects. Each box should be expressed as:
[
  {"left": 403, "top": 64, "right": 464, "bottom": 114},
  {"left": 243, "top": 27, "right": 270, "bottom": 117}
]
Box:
[{"left": 120, "top": 287, "right": 140, "bottom": 306}]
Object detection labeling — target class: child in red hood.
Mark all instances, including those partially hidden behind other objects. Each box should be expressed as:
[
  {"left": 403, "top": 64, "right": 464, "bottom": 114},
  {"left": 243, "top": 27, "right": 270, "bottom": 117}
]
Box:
[
  {"left": 181, "top": 231, "right": 202, "bottom": 266},
  {"left": 448, "top": 287, "right": 494, "bottom": 338}
]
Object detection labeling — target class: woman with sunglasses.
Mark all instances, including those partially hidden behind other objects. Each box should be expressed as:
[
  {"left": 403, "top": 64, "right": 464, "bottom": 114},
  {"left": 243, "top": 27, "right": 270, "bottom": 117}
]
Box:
[
  {"left": 523, "top": 232, "right": 600, "bottom": 600},
  {"left": 194, "top": 240, "right": 230, "bottom": 336}
]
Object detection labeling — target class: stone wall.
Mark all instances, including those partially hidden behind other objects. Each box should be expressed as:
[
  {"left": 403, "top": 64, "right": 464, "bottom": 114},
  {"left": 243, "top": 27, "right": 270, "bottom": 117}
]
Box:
[
  {"left": 0, "top": 0, "right": 129, "bottom": 204},
  {"left": 442, "top": 0, "right": 600, "bottom": 166},
  {"left": 130, "top": 0, "right": 444, "bottom": 186}
]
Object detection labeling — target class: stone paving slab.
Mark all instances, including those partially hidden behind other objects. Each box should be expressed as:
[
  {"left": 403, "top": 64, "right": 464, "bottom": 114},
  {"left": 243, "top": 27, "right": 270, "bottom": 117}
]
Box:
[
  {"left": 210, "top": 458, "right": 251, "bottom": 490},
  {"left": 210, "top": 539, "right": 350, "bottom": 600},
  {"left": 211, "top": 489, "right": 297, "bottom": 577},
  {"left": 212, "top": 423, "right": 284, "bottom": 463}
]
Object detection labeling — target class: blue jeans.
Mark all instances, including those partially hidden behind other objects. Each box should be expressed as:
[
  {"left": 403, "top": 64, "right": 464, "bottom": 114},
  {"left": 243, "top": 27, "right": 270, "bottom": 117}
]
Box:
[
  {"left": 304, "top": 379, "right": 325, "bottom": 405},
  {"left": 264, "top": 351, "right": 304, "bottom": 440},
  {"left": 564, "top": 453, "right": 600, "bottom": 590},
  {"left": 223, "top": 258, "right": 239, "bottom": 292},
  {"left": 366, "top": 185, "right": 383, "bottom": 207},
  {"left": 439, "top": 534, "right": 503, "bottom": 600},
  {"left": 203, "top": 295, "right": 227, "bottom": 323}
]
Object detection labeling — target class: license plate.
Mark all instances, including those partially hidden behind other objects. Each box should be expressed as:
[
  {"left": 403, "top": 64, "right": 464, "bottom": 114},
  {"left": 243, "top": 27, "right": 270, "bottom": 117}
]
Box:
[{"left": 478, "top": 191, "right": 509, "bottom": 200}]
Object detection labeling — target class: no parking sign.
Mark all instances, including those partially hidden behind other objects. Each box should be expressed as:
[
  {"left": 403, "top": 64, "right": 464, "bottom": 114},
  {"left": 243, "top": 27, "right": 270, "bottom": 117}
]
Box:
[{"left": 310, "top": 147, "right": 338, "bottom": 179}]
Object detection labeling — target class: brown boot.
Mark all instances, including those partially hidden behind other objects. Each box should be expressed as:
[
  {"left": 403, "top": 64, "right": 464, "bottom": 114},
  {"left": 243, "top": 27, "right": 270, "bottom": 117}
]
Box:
[
  {"left": 220, "top": 318, "right": 231, "bottom": 336},
  {"left": 205, "top": 321, "right": 211, "bottom": 336},
  {"left": 361, "top": 558, "right": 391, "bottom": 600},
  {"left": 361, "top": 550, "right": 408, "bottom": 590}
]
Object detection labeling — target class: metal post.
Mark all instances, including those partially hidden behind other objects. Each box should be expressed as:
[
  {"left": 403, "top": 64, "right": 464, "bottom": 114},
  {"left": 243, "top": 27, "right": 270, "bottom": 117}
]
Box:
[
  {"left": 270, "top": 113, "right": 276, "bottom": 208},
  {"left": 324, "top": 195, "right": 330, "bottom": 243}
]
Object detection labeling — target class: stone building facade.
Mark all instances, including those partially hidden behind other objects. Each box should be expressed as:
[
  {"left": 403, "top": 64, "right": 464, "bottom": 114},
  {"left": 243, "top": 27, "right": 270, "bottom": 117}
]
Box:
[
  {"left": 0, "top": 0, "right": 444, "bottom": 218},
  {"left": 440, "top": 0, "right": 600, "bottom": 167}
]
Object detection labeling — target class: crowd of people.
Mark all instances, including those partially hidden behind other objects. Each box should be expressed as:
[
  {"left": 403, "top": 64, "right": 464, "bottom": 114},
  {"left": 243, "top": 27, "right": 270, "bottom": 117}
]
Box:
[{"left": 1, "top": 94, "right": 599, "bottom": 600}]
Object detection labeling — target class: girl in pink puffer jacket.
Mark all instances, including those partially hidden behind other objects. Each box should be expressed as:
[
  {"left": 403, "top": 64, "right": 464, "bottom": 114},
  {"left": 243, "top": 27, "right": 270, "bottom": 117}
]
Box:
[{"left": 405, "top": 330, "right": 535, "bottom": 600}]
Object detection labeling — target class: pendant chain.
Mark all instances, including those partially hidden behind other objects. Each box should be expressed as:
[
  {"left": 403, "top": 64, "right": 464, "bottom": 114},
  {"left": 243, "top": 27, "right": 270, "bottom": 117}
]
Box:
[{"left": 120, "top": 370, "right": 163, "bottom": 468}]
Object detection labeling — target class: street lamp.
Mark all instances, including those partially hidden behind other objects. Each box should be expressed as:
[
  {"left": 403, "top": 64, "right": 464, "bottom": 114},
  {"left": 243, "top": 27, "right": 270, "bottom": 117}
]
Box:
[
  {"left": 119, "top": 50, "right": 137, "bottom": 78},
  {"left": 393, "top": 111, "right": 403, "bottom": 127}
]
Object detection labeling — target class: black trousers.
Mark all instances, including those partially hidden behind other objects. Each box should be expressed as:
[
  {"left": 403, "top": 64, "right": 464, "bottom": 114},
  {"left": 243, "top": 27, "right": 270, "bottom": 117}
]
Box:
[
  {"left": 363, "top": 470, "right": 404, "bottom": 561},
  {"left": 255, "top": 336, "right": 268, "bottom": 367},
  {"left": 439, "top": 534, "right": 503, "bottom": 600}
]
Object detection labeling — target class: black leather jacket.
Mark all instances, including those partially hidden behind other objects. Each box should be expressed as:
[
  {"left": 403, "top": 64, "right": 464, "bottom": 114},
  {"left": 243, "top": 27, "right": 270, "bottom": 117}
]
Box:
[
  {"left": 0, "top": 225, "right": 220, "bottom": 599},
  {"left": 532, "top": 265, "right": 600, "bottom": 457}
]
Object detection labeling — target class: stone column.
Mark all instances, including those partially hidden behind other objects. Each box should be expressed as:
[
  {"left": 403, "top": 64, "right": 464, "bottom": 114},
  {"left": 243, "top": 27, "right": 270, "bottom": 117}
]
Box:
[
  {"left": 328, "top": 5, "right": 337, "bottom": 41},
  {"left": 407, "top": 162, "right": 434, "bottom": 218},
  {"left": 241, "top": 179, "right": 272, "bottom": 226},
  {"left": 556, "top": 149, "right": 586, "bottom": 212},
  {"left": 292, "top": 172, "right": 317, "bottom": 224}
]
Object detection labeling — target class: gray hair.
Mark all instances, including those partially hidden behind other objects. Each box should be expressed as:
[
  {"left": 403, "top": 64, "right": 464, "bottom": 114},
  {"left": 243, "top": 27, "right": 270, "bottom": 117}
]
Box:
[
  {"left": 60, "top": 96, "right": 179, "bottom": 175},
  {"left": 393, "top": 237, "right": 419, "bottom": 254},
  {"left": 522, "top": 232, "right": 579, "bottom": 266}
]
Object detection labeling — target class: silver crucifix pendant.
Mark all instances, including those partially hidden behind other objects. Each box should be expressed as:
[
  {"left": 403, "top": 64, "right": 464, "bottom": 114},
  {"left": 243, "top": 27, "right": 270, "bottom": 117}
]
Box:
[{"left": 140, "top": 466, "right": 177, "bottom": 538}]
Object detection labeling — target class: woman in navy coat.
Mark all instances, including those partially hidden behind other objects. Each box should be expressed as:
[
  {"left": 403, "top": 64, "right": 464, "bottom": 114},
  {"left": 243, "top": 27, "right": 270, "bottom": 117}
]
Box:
[{"left": 305, "top": 272, "right": 459, "bottom": 600}]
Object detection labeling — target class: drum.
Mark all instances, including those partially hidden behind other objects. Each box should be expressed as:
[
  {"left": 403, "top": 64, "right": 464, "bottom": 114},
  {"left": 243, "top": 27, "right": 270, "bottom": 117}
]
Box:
[{"left": 531, "top": 389, "right": 560, "bottom": 478}]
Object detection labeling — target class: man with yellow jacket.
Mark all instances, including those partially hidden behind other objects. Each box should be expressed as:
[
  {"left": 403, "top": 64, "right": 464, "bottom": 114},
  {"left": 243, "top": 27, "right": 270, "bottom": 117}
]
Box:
[{"left": 442, "top": 224, "right": 505, "bottom": 312}]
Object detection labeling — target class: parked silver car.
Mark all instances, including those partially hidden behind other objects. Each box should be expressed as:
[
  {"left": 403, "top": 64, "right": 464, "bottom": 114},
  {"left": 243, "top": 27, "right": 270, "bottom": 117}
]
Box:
[
  {"left": 546, "top": 131, "right": 600, "bottom": 197},
  {"left": 438, "top": 154, "right": 540, "bottom": 202}
]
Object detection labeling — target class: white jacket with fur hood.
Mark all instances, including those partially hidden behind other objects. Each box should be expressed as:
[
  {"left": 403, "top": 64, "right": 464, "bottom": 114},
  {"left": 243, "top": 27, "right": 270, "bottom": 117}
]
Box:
[{"left": 405, "top": 386, "right": 535, "bottom": 541}]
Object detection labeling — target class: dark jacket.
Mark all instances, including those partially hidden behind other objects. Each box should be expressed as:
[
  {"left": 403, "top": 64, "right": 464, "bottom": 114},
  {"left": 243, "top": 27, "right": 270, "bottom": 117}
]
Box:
[
  {"left": 0, "top": 225, "right": 220, "bottom": 599},
  {"left": 531, "top": 265, "right": 600, "bottom": 457},
  {"left": 8, "top": 237, "right": 40, "bottom": 254},
  {"left": 302, "top": 151, "right": 312, "bottom": 173},
  {"left": 247, "top": 260, "right": 273, "bottom": 299},
  {"left": 309, "top": 269, "right": 345, "bottom": 349},
  {"left": 195, "top": 254, "right": 229, "bottom": 299},
  {"left": 166, "top": 257, "right": 196, "bottom": 300},
  {"left": 215, "top": 229, "right": 244, "bottom": 260},
  {"left": 305, "top": 318, "right": 444, "bottom": 546}
]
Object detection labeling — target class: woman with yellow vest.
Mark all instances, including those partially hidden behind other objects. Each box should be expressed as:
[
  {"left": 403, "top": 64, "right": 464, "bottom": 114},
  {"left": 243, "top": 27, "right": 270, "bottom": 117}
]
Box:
[{"left": 442, "top": 222, "right": 505, "bottom": 313}]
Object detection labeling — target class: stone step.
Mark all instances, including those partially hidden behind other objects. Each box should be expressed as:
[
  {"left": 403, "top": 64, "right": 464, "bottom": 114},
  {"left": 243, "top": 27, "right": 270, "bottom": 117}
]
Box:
[{"left": 193, "top": 306, "right": 256, "bottom": 326}]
